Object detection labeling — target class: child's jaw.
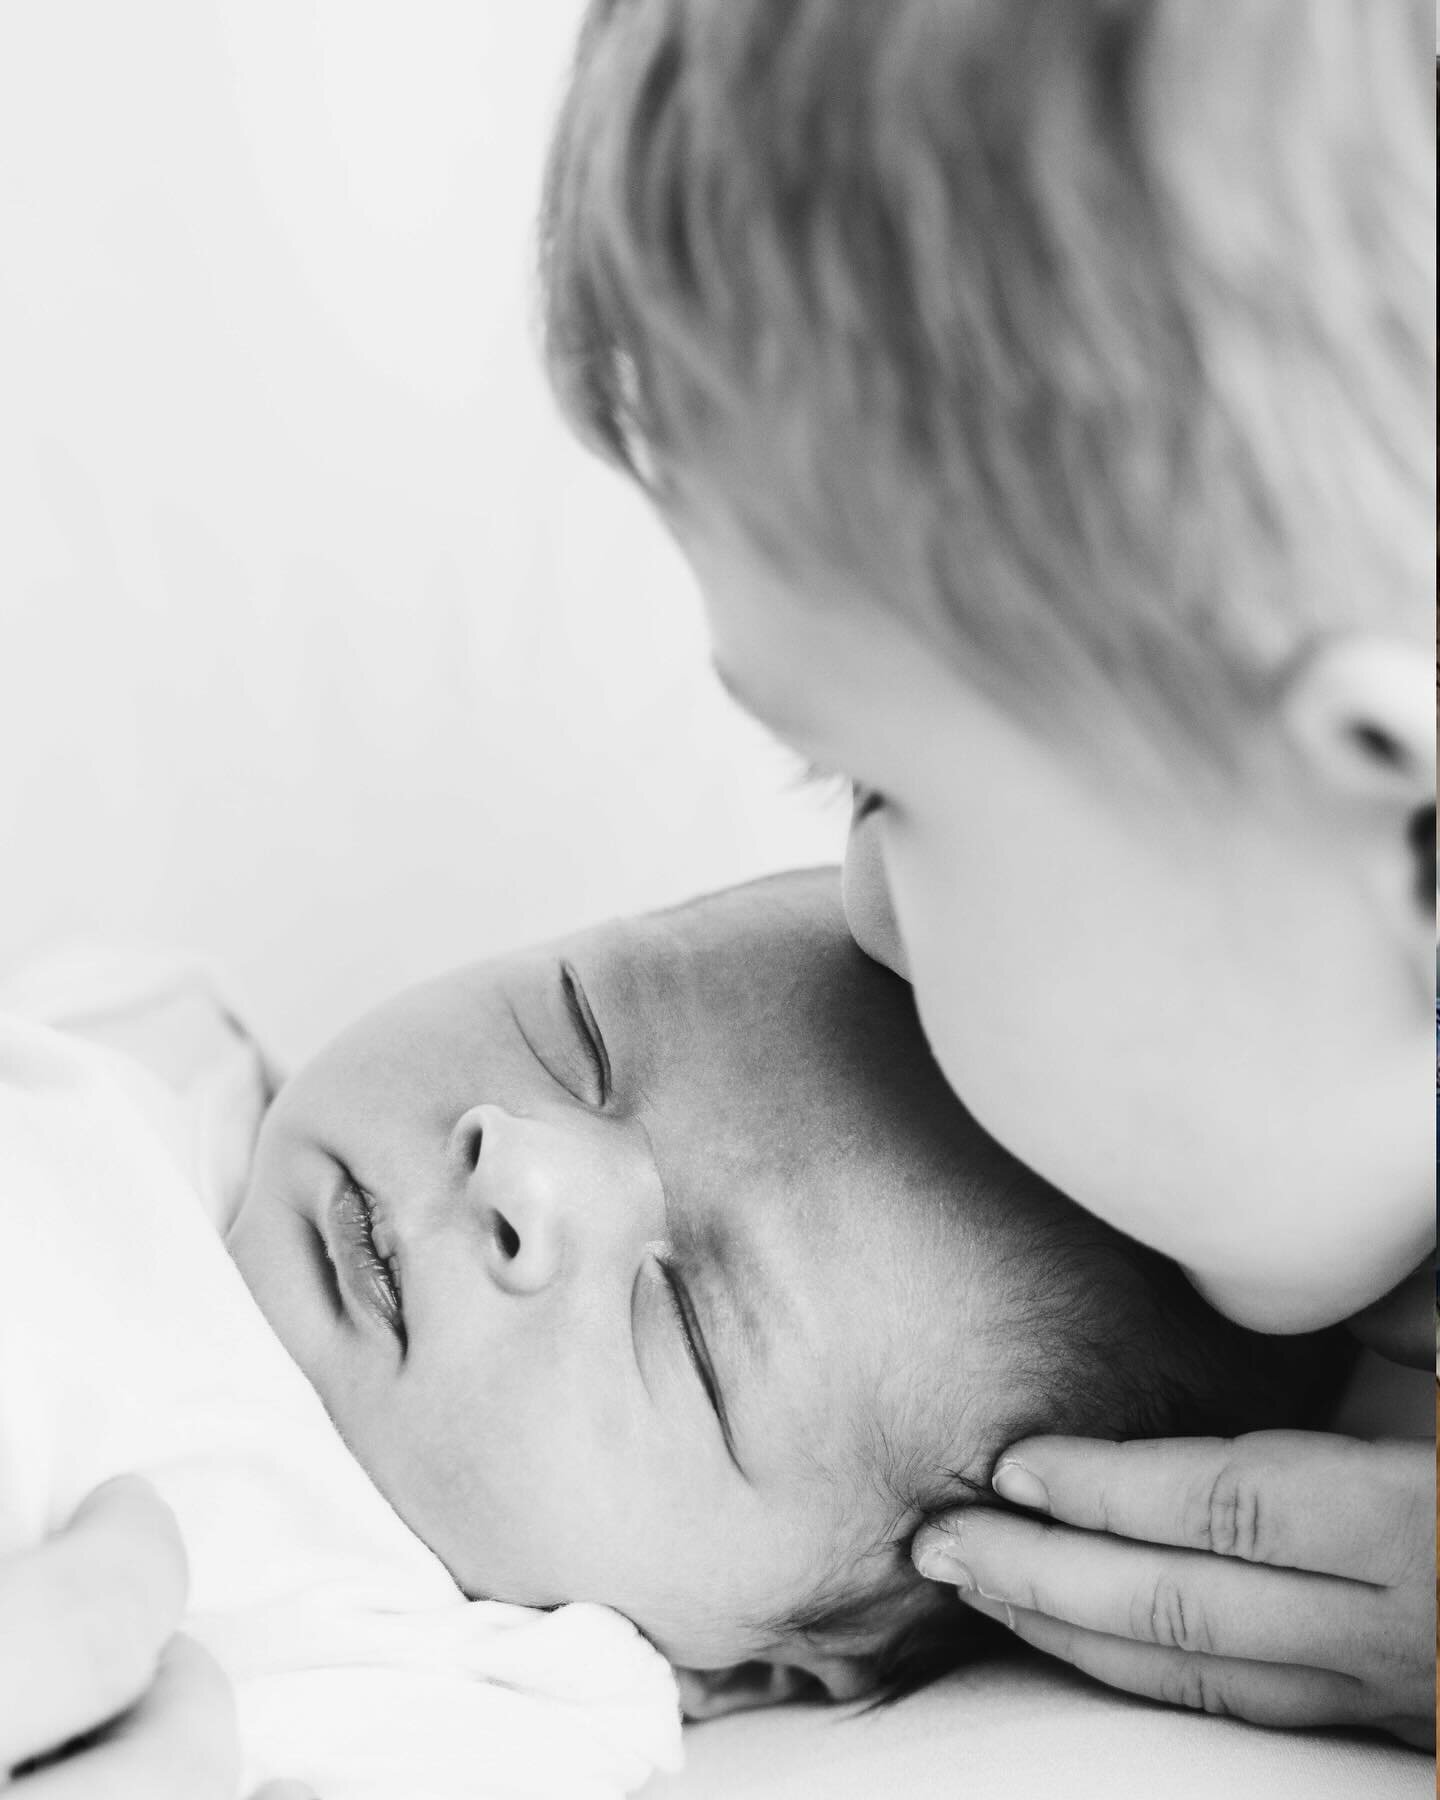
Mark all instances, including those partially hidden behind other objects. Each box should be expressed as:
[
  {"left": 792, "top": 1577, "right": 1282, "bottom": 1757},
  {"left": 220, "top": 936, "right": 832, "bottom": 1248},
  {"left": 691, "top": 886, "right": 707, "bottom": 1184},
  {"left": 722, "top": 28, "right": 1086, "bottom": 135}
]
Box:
[{"left": 683, "top": 521, "right": 1434, "bottom": 1336}]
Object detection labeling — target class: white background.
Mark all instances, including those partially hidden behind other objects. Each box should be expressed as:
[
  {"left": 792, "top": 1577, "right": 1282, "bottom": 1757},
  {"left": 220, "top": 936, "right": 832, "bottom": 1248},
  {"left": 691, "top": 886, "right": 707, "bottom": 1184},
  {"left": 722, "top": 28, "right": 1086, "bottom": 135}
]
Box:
[{"left": 0, "top": 2, "right": 844, "bottom": 1063}]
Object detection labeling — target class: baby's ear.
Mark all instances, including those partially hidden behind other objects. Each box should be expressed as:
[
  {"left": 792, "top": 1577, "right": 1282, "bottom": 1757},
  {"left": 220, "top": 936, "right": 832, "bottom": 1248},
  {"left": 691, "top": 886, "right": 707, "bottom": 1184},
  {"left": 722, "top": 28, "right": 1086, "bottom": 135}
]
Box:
[{"left": 675, "top": 1654, "right": 874, "bottom": 1721}]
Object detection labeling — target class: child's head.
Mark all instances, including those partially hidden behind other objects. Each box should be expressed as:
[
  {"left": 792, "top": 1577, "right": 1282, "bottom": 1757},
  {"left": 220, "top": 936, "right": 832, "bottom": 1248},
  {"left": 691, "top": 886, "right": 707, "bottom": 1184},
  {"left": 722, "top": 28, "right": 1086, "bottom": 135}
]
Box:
[
  {"left": 540, "top": 1, "right": 1434, "bottom": 1328},
  {"left": 229, "top": 873, "right": 1341, "bottom": 1710}
]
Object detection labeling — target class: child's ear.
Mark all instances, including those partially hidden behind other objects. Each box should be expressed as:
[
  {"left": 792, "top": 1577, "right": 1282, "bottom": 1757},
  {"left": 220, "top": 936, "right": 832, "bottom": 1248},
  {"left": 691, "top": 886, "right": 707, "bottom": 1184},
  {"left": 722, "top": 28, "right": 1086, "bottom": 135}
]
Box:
[
  {"left": 675, "top": 1653, "right": 874, "bottom": 1721},
  {"left": 1280, "top": 636, "right": 1431, "bottom": 801},
  {"left": 1278, "top": 635, "right": 1434, "bottom": 941}
]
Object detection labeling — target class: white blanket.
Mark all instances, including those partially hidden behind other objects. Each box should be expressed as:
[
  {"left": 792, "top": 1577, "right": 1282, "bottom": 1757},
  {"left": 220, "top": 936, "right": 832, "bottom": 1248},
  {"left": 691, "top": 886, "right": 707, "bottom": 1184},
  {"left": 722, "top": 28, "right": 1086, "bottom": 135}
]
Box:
[{"left": 0, "top": 1009, "right": 683, "bottom": 1799}]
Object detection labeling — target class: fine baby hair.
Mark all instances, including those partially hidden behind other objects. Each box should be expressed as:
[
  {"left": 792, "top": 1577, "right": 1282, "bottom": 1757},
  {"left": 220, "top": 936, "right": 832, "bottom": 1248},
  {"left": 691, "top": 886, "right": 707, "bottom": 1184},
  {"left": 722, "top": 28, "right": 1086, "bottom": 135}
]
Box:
[{"left": 740, "top": 1113, "right": 1351, "bottom": 1709}]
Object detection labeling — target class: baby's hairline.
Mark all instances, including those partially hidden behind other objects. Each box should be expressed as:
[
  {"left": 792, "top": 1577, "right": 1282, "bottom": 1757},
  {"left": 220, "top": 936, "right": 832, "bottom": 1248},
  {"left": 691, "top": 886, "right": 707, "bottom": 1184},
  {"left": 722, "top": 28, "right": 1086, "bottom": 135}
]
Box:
[
  {"left": 745, "top": 1322, "right": 1041, "bottom": 1669},
  {"left": 739, "top": 1462, "right": 1002, "bottom": 1700},
  {"left": 739, "top": 1200, "right": 1351, "bottom": 1692}
]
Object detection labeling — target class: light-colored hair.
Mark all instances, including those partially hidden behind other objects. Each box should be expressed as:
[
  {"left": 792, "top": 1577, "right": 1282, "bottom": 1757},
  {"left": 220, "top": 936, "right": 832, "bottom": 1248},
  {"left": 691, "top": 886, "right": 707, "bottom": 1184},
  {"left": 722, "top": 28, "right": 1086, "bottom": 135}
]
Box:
[{"left": 541, "top": 0, "right": 1432, "bottom": 761}]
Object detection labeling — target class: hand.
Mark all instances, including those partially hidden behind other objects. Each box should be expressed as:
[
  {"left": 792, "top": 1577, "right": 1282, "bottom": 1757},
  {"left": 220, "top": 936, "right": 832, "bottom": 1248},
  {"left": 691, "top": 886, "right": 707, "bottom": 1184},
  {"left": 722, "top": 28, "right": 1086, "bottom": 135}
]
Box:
[
  {"left": 0, "top": 1476, "right": 316, "bottom": 1798},
  {"left": 912, "top": 1432, "right": 1434, "bottom": 1748}
]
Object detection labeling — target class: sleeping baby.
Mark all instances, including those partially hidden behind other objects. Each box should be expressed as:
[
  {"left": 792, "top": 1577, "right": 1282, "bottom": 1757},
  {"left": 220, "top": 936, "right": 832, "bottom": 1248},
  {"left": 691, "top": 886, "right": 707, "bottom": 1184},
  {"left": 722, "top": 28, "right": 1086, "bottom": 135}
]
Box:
[{"left": 1, "top": 870, "right": 1344, "bottom": 1797}]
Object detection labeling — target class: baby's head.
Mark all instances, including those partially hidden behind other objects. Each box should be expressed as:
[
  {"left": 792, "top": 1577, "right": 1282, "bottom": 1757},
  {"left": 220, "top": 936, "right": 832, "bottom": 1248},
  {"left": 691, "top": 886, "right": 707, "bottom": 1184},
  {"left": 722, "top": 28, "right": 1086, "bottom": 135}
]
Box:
[
  {"left": 540, "top": 1, "right": 1433, "bottom": 1327},
  {"left": 229, "top": 872, "right": 1340, "bottom": 1711}
]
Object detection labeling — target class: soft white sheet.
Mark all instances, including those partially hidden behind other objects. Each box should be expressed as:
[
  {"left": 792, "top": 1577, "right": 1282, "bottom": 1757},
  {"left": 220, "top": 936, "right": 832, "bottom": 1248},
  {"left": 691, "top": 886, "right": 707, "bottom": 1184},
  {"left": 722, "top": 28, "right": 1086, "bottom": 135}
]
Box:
[
  {"left": 649, "top": 1657, "right": 1431, "bottom": 1800},
  {"left": 0, "top": 1010, "right": 682, "bottom": 1799}
]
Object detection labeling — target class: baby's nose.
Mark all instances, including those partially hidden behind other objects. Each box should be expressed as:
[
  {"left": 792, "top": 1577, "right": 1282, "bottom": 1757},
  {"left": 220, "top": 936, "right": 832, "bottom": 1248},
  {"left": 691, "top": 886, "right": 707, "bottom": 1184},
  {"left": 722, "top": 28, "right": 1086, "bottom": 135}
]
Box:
[{"left": 448, "top": 1103, "right": 569, "bottom": 1295}]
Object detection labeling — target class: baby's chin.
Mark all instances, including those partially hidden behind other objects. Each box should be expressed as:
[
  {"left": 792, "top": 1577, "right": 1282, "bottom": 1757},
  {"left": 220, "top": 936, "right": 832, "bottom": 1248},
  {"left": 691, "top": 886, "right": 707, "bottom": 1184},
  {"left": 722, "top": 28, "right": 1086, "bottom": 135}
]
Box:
[
  {"left": 225, "top": 1183, "right": 317, "bottom": 1355},
  {"left": 222, "top": 1182, "right": 381, "bottom": 1486}
]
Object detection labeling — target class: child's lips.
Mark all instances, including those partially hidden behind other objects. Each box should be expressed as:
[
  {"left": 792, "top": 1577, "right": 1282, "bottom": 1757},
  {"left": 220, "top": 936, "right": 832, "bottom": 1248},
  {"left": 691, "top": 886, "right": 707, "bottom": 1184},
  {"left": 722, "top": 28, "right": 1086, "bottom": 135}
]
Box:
[{"left": 323, "top": 1169, "right": 408, "bottom": 1350}]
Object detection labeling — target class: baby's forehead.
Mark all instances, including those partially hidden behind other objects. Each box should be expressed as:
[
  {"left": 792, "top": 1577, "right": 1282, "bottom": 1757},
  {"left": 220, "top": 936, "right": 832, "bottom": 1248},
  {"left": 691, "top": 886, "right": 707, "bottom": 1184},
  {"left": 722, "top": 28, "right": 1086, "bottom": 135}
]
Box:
[
  {"left": 574, "top": 889, "right": 830, "bottom": 1005},
  {"left": 561, "top": 879, "right": 1003, "bottom": 1420},
  {"left": 572, "top": 884, "right": 927, "bottom": 1094},
  {"left": 567, "top": 882, "right": 988, "bottom": 1252}
]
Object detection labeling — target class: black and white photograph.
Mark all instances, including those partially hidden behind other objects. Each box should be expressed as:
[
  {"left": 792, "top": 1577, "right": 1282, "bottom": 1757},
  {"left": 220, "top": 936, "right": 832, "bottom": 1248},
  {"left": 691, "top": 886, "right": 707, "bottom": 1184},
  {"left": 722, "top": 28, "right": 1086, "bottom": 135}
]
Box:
[{"left": 0, "top": 4, "right": 1434, "bottom": 1797}]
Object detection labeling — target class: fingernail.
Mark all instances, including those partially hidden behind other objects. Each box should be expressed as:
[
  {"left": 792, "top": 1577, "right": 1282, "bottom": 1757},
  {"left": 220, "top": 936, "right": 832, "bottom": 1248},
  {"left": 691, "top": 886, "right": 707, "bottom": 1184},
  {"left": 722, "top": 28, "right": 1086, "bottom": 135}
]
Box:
[
  {"left": 992, "top": 1460, "right": 1050, "bottom": 1513},
  {"left": 957, "top": 1590, "right": 1016, "bottom": 1630},
  {"left": 917, "top": 1548, "right": 974, "bottom": 1589}
]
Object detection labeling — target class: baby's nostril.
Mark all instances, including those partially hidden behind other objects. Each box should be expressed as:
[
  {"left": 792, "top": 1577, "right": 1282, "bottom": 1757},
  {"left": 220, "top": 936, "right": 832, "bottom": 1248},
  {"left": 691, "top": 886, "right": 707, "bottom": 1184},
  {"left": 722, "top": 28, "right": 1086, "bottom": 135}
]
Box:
[{"left": 493, "top": 1214, "right": 521, "bottom": 1261}]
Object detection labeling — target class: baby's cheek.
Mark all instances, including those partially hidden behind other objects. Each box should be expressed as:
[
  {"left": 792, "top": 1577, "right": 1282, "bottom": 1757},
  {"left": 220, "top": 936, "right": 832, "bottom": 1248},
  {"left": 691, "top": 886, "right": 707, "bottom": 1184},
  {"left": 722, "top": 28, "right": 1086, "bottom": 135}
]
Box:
[{"left": 384, "top": 1383, "right": 653, "bottom": 1604}]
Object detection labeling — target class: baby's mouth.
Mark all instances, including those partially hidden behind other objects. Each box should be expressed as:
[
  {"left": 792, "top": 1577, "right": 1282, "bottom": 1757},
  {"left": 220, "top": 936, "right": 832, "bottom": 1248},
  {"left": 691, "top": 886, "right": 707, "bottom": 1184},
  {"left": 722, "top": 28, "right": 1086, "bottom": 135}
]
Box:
[{"left": 326, "top": 1172, "right": 408, "bottom": 1351}]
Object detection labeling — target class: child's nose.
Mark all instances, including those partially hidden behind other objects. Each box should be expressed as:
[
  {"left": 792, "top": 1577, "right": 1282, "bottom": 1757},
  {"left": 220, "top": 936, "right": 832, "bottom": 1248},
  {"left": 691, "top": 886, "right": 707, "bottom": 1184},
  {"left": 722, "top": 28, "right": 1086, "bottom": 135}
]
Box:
[{"left": 447, "top": 1102, "right": 580, "bottom": 1296}]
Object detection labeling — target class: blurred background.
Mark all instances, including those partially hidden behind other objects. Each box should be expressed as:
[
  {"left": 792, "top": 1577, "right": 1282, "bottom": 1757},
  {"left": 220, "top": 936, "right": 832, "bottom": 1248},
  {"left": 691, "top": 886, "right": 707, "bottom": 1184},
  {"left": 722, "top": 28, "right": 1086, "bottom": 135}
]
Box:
[{"left": 0, "top": 2, "right": 845, "bottom": 1064}]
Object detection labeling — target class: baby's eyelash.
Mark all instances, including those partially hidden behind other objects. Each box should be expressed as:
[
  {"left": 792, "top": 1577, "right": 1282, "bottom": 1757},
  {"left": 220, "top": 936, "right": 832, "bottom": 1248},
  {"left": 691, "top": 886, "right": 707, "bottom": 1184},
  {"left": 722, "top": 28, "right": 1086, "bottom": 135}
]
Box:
[
  {"left": 656, "top": 1257, "right": 715, "bottom": 1405},
  {"left": 558, "top": 962, "right": 610, "bottom": 1105}
]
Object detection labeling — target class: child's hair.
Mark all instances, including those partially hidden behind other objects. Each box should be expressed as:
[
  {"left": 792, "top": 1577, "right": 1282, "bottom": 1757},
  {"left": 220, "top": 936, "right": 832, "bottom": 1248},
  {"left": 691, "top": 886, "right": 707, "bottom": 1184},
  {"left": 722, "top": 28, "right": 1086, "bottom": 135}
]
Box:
[
  {"left": 541, "top": 0, "right": 1431, "bottom": 762},
  {"left": 767, "top": 1183, "right": 1353, "bottom": 1703}
]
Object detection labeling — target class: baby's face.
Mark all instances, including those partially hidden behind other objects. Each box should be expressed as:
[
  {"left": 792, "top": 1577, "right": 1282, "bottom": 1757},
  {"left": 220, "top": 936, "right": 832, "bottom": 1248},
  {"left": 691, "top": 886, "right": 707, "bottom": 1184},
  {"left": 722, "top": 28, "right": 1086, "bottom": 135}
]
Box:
[{"left": 228, "top": 876, "right": 1003, "bottom": 1677}]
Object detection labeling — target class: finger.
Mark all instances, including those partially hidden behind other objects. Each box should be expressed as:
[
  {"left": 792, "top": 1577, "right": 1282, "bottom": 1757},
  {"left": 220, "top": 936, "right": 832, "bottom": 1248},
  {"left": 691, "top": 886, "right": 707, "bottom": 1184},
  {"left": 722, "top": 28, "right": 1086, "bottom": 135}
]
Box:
[
  {"left": 0, "top": 1478, "right": 189, "bottom": 1772},
  {"left": 14, "top": 1634, "right": 239, "bottom": 1800},
  {"left": 955, "top": 1591, "right": 1370, "bottom": 1733},
  {"left": 970, "top": 1432, "right": 1425, "bottom": 1584},
  {"left": 915, "top": 1508, "right": 1384, "bottom": 1671}
]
